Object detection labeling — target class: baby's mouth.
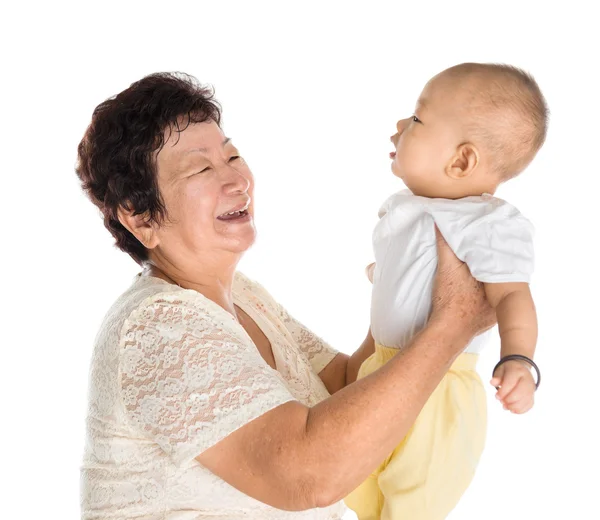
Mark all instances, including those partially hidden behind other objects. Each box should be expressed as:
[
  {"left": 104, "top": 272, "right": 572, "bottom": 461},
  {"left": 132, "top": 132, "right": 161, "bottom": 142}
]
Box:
[{"left": 390, "top": 151, "right": 396, "bottom": 159}]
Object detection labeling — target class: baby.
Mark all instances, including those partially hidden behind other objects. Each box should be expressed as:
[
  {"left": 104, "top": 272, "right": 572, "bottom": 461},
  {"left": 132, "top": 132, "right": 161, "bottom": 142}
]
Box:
[{"left": 345, "top": 63, "right": 548, "bottom": 520}]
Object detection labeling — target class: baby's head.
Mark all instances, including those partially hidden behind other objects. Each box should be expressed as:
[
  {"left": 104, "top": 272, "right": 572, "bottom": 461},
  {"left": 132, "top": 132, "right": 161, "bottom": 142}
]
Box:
[{"left": 390, "top": 63, "right": 548, "bottom": 199}]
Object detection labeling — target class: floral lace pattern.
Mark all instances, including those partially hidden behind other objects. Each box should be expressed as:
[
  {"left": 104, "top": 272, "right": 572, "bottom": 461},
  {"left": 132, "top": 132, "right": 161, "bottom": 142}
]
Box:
[{"left": 81, "top": 273, "right": 344, "bottom": 519}]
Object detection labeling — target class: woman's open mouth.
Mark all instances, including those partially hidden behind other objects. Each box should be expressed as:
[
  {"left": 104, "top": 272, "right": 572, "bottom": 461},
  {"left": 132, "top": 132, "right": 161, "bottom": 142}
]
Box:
[
  {"left": 217, "top": 200, "right": 251, "bottom": 221},
  {"left": 217, "top": 209, "right": 250, "bottom": 221}
]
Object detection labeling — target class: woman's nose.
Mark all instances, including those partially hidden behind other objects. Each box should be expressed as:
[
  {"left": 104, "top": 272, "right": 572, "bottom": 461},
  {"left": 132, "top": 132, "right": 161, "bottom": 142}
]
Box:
[{"left": 221, "top": 164, "right": 250, "bottom": 194}]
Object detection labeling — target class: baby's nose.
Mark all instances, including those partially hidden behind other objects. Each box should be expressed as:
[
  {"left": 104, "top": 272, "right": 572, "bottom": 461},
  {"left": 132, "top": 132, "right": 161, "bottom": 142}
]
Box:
[{"left": 397, "top": 118, "right": 410, "bottom": 132}]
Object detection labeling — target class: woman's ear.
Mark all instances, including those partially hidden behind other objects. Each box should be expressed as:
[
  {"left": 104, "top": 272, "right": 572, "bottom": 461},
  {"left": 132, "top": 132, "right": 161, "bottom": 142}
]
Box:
[
  {"left": 117, "top": 206, "right": 160, "bottom": 250},
  {"left": 445, "top": 143, "right": 479, "bottom": 180}
]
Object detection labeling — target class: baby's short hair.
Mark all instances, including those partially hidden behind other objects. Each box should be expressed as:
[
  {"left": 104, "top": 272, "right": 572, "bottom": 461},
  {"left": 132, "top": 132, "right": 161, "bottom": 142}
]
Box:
[{"left": 444, "top": 63, "right": 549, "bottom": 179}]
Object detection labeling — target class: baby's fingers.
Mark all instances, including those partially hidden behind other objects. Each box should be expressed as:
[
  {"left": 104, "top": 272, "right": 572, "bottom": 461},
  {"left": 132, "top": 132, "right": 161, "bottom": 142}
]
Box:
[
  {"left": 495, "top": 370, "right": 520, "bottom": 400},
  {"left": 490, "top": 365, "right": 505, "bottom": 389},
  {"left": 365, "top": 263, "right": 376, "bottom": 283},
  {"left": 503, "top": 378, "right": 535, "bottom": 407},
  {"left": 505, "top": 394, "right": 534, "bottom": 414}
]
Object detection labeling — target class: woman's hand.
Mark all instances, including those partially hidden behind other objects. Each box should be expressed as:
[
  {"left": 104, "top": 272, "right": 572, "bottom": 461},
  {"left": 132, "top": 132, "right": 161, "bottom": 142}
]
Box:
[{"left": 430, "top": 227, "right": 496, "bottom": 345}]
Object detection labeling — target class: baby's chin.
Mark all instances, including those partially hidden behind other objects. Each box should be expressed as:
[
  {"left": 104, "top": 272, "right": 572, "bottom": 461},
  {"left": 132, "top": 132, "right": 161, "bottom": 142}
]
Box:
[
  {"left": 391, "top": 161, "right": 404, "bottom": 179},
  {"left": 391, "top": 163, "right": 414, "bottom": 187}
]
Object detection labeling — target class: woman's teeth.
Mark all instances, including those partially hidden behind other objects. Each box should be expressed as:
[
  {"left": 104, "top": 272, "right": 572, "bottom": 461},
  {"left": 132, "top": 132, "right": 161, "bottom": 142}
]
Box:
[{"left": 218, "top": 209, "right": 248, "bottom": 221}]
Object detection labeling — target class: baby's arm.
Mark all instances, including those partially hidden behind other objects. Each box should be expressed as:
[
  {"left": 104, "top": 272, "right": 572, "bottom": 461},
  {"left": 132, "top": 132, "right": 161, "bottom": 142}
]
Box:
[{"left": 484, "top": 282, "right": 538, "bottom": 414}]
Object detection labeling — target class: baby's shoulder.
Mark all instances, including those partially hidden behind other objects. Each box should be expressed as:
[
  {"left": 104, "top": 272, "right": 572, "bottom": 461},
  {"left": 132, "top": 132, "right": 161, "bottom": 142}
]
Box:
[
  {"left": 427, "top": 195, "right": 534, "bottom": 252},
  {"left": 376, "top": 191, "right": 532, "bottom": 239},
  {"left": 428, "top": 194, "right": 529, "bottom": 222}
]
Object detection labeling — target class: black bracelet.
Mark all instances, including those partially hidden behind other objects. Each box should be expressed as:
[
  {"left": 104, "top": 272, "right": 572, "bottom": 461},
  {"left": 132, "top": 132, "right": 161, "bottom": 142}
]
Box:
[{"left": 492, "top": 355, "right": 541, "bottom": 390}]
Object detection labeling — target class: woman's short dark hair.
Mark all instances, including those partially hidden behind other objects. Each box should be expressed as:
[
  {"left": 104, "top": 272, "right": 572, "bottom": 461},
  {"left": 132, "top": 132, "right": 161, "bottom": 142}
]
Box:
[{"left": 76, "top": 72, "right": 222, "bottom": 264}]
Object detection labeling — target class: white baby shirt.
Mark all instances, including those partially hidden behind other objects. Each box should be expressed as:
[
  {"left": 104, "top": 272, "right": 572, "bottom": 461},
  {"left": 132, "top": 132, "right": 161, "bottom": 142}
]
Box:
[{"left": 370, "top": 190, "right": 535, "bottom": 353}]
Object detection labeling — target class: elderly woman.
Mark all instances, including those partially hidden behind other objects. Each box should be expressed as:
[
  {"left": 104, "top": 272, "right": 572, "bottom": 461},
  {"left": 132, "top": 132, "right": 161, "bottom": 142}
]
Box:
[{"left": 77, "top": 72, "right": 494, "bottom": 519}]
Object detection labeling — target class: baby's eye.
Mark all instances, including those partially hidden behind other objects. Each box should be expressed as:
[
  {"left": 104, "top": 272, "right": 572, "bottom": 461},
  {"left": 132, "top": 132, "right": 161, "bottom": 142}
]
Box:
[
  {"left": 229, "top": 155, "right": 240, "bottom": 162},
  {"left": 412, "top": 116, "right": 421, "bottom": 123}
]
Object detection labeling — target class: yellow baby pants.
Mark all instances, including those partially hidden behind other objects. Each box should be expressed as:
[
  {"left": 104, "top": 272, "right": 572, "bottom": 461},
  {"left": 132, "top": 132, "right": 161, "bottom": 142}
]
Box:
[{"left": 344, "top": 345, "right": 487, "bottom": 520}]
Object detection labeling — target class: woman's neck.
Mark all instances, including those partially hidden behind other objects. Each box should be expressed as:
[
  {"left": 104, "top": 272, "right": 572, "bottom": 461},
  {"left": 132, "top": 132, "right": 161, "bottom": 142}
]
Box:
[{"left": 144, "top": 257, "right": 240, "bottom": 316}]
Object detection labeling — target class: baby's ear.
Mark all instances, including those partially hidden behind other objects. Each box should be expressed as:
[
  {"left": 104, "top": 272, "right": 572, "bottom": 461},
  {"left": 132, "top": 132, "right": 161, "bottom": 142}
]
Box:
[{"left": 445, "top": 143, "right": 479, "bottom": 180}]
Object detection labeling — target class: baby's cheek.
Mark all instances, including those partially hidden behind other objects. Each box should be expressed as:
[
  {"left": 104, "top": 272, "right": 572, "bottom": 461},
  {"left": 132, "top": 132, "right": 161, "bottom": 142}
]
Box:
[
  {"left": 411, "top": 144, "right": 434, "bottom": 171},
  {"left": 397, "top": 146, "right": 418, "bottom": 175}
]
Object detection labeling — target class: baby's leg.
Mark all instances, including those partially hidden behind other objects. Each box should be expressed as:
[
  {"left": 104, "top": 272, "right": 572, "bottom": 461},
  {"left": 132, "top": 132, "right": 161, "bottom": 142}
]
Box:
[{"left": 378, "top": 354, "right": 487, "bottom": 520}]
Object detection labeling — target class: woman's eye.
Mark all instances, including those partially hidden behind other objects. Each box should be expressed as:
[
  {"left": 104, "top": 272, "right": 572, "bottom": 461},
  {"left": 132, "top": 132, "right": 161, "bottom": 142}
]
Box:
[{"left": 412, "top": 116, "right": 421, "bottom": 123}]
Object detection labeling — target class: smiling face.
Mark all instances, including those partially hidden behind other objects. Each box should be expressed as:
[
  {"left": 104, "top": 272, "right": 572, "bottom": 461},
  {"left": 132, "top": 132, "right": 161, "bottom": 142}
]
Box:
[{"left": 149, "top": 119, "right": 256, "bottom": 269}]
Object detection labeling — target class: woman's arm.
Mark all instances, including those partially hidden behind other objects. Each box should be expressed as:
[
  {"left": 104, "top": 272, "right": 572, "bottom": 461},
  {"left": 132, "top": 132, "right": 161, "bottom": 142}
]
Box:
[
  {"left": 345, "top": 327, "right": 375, "bottom": 384},
  {"left": 302, "top": 261, "right": 376, "bottom": 394},
  {"left": 320, "top": 260, "right": 376, "bottom": 392},
  {"left": 318, "top": 328, "right": 374, "bottom": 394},
  {"left": 196, "top": 232, "right": 496, "bottom": 510}
]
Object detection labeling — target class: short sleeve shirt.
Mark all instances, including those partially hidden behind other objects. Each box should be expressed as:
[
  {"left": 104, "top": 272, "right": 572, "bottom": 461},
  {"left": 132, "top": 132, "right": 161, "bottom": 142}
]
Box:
[
  {"left": 371, "top": 190, "right": 535, "bottom": 352},
  {"left": 81, "top": 272, "right": 344, "bottom": 519}
]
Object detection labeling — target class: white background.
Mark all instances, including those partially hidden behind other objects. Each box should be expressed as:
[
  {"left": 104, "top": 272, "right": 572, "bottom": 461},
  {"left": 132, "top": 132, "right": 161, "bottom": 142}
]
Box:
[{"left": 2, "top": 1, "right": 599, "bottom": 518}]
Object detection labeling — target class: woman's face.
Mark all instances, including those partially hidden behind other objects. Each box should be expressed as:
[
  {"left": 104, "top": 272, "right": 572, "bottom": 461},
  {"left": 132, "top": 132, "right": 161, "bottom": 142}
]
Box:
[{"left": 151, "top": 120, "right": 256, "bottom": 265}]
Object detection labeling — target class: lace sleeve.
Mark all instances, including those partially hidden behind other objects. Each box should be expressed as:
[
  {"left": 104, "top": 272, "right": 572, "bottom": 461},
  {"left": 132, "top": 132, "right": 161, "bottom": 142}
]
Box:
[
  {"left": 118, "top": 292, "right": 296, "bottom": 466},
  {"left": 277, "top": 304, "right": 340, "bottom": 374}
]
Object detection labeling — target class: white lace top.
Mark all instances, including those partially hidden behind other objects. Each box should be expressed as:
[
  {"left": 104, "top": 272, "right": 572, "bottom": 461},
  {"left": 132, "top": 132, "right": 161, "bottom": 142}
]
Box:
[{"left": 81, "top": 272, "right": 346, "bottom": 519}]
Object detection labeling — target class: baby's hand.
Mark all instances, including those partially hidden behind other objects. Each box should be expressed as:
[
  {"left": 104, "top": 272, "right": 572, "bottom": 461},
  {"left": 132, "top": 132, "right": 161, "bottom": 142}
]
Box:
[
  {"left": 490, "top": 360, "right": 536, "bottom": 414},
  {"left": 365, "top": 262, "right": 375, "bottom": 283}
]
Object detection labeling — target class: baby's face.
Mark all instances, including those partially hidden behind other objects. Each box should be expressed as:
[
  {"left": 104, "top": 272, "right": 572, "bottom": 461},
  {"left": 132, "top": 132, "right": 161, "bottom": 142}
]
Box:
[{"left": 390, "top": 76, "right": 467, "bottom": 198}]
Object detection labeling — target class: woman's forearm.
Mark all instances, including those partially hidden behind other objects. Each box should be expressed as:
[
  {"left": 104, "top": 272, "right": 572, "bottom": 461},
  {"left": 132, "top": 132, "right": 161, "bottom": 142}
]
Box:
[
  {"left": 198, "top": 320, "right": 469, "bottom": 511},
  {"left": 304, "top": 320, "right": 468, "bottom": 506},
  {"left": 345, "top": 327, "right": 375, "bottom": 385},
  {"left": 317, "top": 328, "right": 375, "bottom": 394}
]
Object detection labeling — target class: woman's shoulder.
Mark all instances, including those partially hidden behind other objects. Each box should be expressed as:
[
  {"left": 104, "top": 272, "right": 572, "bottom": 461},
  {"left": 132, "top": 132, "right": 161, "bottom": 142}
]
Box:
[
  {"left": 95, "top": 275, "right": 231, "bottom": 350},
  {"left": 102, "top": 275, "right": 185, "bottom": 326},
  {"left": 122, "top": 275, "right": 243, "bottom": 329}
]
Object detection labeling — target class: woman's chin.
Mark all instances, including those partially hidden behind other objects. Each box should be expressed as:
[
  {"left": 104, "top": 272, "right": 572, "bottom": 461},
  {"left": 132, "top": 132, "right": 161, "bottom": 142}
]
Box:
[{"left": 222, "top": 225, "right": 257, "bottom": 254}]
